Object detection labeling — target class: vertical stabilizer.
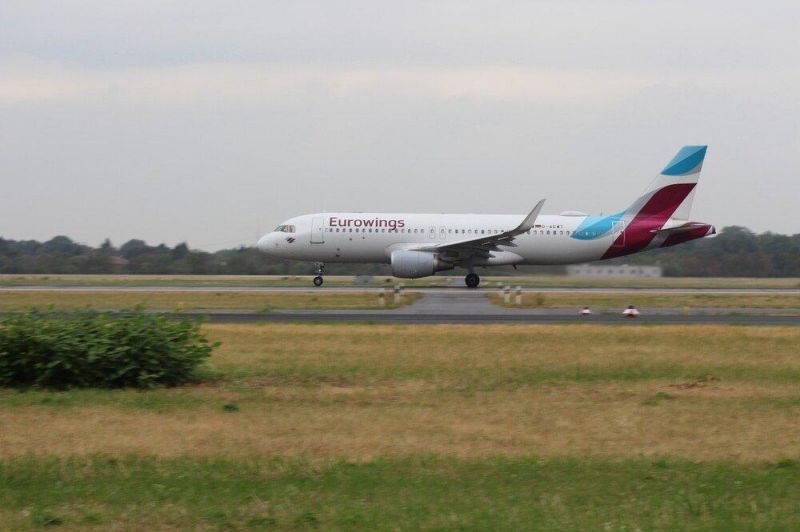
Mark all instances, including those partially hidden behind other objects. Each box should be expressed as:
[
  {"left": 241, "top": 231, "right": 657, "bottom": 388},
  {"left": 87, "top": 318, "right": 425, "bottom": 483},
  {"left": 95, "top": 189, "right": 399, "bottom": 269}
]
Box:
[{"left": 624, "top": 145, "right": 707, "bottom": 222}]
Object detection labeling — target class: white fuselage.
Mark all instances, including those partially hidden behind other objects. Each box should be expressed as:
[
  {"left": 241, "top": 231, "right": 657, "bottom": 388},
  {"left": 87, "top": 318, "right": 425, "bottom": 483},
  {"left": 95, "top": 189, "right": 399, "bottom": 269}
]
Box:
[
  {"left": 257, "top": 147, "right": 716, "bottom": 280},
  {"left": 258, "top": 212, "right": 624, "bottom": 266}
]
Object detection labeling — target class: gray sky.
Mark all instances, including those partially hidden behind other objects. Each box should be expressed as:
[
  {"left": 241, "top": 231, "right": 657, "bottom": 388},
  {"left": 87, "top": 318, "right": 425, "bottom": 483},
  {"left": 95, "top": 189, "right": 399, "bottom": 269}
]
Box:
[{"left": 1, "top": 1, "right": 798, "bottom": 250}]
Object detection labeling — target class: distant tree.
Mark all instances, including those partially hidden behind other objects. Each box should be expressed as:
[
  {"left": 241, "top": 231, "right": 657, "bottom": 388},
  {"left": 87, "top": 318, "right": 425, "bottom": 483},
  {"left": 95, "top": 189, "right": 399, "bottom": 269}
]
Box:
[
  {"left": 1, "top": 226, "right": 799, "bottom": 277},
  {"left": 171, "top": 242, "right": 190, "bottom": 260},
  {"left": 43, "top": 236, "right": 87, "bottom": 255},
  {"left": 120, "top": 239, "right": 150, "bottom": 259}
]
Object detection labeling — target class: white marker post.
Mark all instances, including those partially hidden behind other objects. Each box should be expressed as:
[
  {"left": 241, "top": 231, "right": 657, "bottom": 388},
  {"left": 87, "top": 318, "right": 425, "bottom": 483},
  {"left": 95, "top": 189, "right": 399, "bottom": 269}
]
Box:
[
  {"left": 622, "top": 305, "right": 640, "bottom": 318},
  {"left": 503, "top": 286, "right": 510, "bottom": 305},
  {"left": 379, "top": 289, "right": 386, "bottom": 307},
  {"left": 515, "top": 286, "right": 522, "bottom": 306}
]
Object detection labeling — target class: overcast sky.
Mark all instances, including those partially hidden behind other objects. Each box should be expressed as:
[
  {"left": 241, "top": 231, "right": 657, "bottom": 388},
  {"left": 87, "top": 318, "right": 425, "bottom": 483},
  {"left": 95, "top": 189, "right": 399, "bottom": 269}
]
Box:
[{"left": 1, "top": 1, "right": 798, "bottom": 250}]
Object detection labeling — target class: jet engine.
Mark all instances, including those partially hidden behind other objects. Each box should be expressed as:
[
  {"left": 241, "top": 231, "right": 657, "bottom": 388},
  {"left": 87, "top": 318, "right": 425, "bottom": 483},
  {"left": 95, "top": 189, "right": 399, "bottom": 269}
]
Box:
[{"left": 390, "top": 250, "right": 452, "bottom": 279}]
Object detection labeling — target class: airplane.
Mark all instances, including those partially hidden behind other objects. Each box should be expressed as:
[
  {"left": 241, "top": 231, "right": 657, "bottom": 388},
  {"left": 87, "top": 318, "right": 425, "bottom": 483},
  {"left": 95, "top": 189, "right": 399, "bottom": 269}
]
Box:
[{"left": 257, "top": 145, "right": 714, "bottom": 288}]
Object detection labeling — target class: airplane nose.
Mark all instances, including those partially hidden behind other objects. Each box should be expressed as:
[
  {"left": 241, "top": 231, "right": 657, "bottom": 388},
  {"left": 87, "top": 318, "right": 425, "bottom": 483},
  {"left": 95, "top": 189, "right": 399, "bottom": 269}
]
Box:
[{"left": 256, "top": 234, "right": 272, "bottom": 252}]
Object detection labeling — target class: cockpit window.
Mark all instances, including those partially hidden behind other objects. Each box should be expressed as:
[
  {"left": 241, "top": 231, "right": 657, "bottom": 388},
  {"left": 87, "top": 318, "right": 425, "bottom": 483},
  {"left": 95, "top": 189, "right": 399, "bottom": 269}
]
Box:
[{"left": 274, "top": 225, "right": 296, "bottom": 233}]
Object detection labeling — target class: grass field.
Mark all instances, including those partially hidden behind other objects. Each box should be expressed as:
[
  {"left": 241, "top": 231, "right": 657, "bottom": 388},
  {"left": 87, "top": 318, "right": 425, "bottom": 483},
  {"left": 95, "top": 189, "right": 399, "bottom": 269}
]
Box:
[
  {"left": 3, "top": 457, "right": 799, "bottom": 530},
  {"left": 3, "top": 273, "right": 800, "bottom": 289},
  {"left": 488, "top": 292, "right": 800, "bottom": 310},
  {"left": 0, "top": 291, "right": 419, "bottom": 311},
  {"left": 1, "top": 323, "right": 800, "bottom": 529}
]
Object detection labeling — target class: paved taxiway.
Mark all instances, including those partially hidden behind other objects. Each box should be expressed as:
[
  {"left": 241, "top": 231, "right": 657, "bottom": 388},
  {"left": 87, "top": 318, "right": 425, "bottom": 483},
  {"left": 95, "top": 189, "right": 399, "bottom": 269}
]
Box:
[
  {"left": 2, "top": 286, "right": 798, "bottom": 325},
  {"left": 193, "top": 291, "right": 799, "bottom": 325}
]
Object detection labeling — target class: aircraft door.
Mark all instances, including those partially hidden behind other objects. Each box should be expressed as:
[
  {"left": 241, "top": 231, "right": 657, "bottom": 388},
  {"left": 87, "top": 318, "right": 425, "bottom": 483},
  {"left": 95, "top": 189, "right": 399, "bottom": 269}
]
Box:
[
  {"left": 439, "top": 227, "right": 447, "bottom": 239},
  {"left": 611, "top": 220, "right": 625, "bottom": 247},
  {"left": 311, "top": 217, "right": 325, "bottom": 244},
  {"left": 429, "top": 226, "right": 436, "bottom": 239}
]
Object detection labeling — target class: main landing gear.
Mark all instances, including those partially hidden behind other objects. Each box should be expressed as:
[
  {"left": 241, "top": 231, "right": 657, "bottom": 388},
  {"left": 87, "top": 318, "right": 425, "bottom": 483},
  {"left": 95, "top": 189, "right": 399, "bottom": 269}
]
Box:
[
  {"left": 312, "top": 262, "right": 325, "bottom": 287},
  {"left": 465, "top": 272, "right": 480, "bottom": 288}
]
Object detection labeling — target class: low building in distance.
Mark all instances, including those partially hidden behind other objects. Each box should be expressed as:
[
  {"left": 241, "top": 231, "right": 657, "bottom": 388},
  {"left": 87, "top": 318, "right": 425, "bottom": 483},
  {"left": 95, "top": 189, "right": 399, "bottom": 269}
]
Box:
[{"left": 566, "top": 263, "right": 662, "bottom": 278}]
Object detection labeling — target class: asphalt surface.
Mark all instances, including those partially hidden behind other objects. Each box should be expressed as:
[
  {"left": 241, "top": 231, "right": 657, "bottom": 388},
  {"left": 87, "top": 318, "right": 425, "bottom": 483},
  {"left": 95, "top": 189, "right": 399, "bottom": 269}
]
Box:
[
  {"left": 198, "top": 291, "right": 798, "bottom": 325},
  {"left": 3, "top": 286, "right": 798, "bottom": 325}
]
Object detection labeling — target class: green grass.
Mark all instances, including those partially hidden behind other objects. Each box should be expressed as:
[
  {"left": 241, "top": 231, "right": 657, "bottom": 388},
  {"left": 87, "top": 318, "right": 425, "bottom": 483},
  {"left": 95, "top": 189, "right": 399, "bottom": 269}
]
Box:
[
  {"left": 3, "top": 323, "right": 800, "bottom": 528},
  {"left": 204, "top": 323, "right": 800, "bottom": 386},
  {"left": 1, "top": 456, "right": 799, "bottom": 530}
]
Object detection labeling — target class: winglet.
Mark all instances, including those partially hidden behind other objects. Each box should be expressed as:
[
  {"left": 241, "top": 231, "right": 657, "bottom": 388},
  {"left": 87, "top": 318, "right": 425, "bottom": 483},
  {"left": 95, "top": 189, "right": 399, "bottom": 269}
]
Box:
[{"left": 514, "top": 199, "right": 546, "bottom": 234}]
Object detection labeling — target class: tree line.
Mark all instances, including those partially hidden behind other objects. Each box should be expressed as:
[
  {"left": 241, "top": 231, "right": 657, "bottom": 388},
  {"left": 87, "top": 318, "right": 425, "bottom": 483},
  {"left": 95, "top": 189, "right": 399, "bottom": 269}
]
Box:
[{"left": 0, "top": 226, "right": 798, "bottom": 277}]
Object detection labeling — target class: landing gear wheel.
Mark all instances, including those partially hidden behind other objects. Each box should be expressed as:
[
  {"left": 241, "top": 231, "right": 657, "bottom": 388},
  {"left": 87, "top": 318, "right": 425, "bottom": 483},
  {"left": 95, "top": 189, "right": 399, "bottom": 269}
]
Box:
[
  {"left": 312, "top": 262, "right": 325, "bottom": 287},
  {"left": 465, "top": 273, "right": 480, "bottom": 288}
]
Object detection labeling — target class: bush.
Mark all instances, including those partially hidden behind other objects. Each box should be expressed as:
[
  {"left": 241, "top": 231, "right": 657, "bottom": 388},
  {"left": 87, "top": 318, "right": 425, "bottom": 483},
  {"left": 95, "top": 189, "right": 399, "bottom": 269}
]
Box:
[{"left": 0, "top": 308, "right": 215, "bottom": 388}]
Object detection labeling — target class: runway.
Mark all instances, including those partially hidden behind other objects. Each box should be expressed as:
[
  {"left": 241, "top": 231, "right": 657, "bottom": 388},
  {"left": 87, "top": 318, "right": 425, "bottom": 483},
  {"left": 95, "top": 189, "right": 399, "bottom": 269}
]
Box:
[
  {"left": 2, "top": 286, "right": 797, "bottom": 325},
  {"left": 3, "top": 286, "right": 800, "bottom": 295},
  {"left": 183, "top": 291, "right": 799, "bottom": 325}
]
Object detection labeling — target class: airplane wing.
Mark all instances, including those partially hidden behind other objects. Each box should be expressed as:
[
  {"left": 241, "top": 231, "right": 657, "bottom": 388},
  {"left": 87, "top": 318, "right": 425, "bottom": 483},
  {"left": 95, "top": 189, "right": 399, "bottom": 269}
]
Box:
[{"left": 415, "top": 199, "right": 546, "bottom": 259}]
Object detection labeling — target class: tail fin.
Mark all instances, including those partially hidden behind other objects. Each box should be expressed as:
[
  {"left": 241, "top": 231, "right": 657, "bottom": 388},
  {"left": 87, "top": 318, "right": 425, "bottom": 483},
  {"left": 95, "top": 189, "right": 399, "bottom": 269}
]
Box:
[{"left": 624, "top": 145, "right": 707, "bottom": 222}]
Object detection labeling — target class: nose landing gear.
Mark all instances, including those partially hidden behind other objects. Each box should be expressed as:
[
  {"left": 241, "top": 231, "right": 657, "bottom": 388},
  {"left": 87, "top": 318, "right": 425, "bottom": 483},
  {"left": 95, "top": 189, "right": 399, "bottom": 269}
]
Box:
[
  {"left": 312, "top": 262, "right": 325, "bottom": 287},
  {"left": 465, "top": 272, "right": 480, "bottom": 288}
]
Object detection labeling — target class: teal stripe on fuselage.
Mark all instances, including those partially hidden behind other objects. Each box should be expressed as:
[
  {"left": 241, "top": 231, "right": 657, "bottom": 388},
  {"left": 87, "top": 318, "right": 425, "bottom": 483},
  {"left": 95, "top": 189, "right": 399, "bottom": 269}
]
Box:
[{"left": 571, "top": 211, "right": 624, "bottom": 240}]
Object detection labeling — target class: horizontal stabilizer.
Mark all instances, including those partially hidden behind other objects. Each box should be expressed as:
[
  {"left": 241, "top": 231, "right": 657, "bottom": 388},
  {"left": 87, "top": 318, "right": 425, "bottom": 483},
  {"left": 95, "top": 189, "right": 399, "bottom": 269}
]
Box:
[{"left": 651, "top": 222, "right": 712, "bottom": 235}]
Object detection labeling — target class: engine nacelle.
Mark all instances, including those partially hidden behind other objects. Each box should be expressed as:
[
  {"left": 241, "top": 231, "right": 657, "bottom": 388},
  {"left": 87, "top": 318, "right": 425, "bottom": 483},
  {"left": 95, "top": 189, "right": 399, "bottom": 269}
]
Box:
[{"left": 390, "top": 250, "right": 452, "bottom": 279}]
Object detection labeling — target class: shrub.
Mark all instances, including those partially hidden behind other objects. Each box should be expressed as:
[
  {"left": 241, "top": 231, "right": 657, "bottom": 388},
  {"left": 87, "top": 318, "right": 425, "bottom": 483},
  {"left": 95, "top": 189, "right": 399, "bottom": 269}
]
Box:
[{"left": 0, "top": 308, "right": 215, "bottom": 389}]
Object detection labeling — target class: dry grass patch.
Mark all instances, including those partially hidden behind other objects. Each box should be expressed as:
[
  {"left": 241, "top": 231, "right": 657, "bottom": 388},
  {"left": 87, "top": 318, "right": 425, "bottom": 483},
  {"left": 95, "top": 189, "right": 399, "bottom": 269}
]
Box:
[
  {"left": 488, "top": 292, "right": 800, "bottom": 310},
  {"left": 1, "top": 381, "right": 799, "bottom": 461},
  {"left": 2, "top": 323, "right": 799, "bottom": 462},
  {"left": 0, "top": 290, "right": 418, "bottom": 310}
]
